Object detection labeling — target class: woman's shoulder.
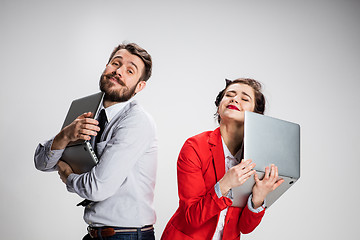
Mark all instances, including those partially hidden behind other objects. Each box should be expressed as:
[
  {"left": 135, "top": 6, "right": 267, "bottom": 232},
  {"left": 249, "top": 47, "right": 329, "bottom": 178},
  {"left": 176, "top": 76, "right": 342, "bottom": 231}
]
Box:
[
  {"left": 178, "top": 128, "right": 221, "bottom": 167},
  {"left": 184, "top": 128, "right": 220, "bottom": 147}
]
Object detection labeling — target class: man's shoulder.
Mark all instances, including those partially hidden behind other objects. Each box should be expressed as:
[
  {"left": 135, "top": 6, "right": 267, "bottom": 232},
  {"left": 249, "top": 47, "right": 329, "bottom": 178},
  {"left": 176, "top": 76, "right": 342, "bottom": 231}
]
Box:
[
  {"left": 126, "top": 100, "right": 153, "bottom": 119},
  {"left": 115, "top": 100, "right": 156, "bottom": 128}
]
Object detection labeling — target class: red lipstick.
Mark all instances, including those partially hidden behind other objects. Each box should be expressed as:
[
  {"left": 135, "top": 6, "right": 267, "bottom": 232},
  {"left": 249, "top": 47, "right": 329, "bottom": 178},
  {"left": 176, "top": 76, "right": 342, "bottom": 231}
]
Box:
[{"left": 227, "top": 105, "right": 240, "bottom": 111}]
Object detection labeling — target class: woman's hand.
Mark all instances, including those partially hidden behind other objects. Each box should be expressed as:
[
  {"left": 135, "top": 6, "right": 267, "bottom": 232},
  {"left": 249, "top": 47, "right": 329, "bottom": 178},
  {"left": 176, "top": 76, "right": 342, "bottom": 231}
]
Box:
[
  {"left": 219, "top": 159, "right": 256, "bottom": 196},
  {"left": 251, "top": 164, "right": 284, "bottom": 208}
]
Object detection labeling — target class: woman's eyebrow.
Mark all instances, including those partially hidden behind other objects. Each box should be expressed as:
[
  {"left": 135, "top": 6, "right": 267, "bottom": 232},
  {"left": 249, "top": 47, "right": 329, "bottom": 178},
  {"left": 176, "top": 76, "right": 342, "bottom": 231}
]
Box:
[
  {"left": 226, "top": 90, "right": 237, "bottom": 94},
  {"left": 241, "top": 91, "right": 253, "bottom": 100}
]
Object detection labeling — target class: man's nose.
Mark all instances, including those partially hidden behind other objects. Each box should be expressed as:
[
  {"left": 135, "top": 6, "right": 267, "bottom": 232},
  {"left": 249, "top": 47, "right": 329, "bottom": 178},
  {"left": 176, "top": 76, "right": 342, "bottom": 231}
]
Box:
[{"left": 115, "top": 66, "right": 124, "bottom": 77}]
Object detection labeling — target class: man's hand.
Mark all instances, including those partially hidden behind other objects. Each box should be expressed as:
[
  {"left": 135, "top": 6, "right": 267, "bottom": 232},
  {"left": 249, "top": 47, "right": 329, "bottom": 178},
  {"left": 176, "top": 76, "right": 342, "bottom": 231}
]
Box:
[
  {"left": 251, "top": 164, "right": 284, "bottom": 208},
  {"left": 51, "top": 112, "right": 100, "bottom": 150},
  {"left": 57, "top": 160, "right": 74, "bottom": 184}
]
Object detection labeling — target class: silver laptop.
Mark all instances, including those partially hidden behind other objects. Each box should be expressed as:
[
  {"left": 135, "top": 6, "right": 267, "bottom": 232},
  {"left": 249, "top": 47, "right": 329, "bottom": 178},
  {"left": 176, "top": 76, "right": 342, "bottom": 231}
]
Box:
[
  {"left": 231, "top": 111, "right": 300, "bottom": 208},
  {"left": 60, "top": 92, "right": 104, "bottom": 174}
]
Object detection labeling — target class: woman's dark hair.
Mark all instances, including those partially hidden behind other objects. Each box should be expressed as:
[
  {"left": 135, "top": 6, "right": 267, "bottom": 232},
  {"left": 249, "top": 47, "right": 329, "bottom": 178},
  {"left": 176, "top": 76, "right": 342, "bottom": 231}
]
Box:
[
  {"left": 214, "top": 78, "right": 266, "bottom": 123},
  {"left": 108, "top": 43, "right": 152, "bottom": 82}
]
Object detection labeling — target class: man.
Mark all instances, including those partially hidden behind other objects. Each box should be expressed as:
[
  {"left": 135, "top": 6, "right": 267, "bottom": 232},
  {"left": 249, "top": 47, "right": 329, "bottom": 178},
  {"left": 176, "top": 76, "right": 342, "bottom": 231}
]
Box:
[{"left": 34, "top": 43, "right": 157, "bottom": 240}]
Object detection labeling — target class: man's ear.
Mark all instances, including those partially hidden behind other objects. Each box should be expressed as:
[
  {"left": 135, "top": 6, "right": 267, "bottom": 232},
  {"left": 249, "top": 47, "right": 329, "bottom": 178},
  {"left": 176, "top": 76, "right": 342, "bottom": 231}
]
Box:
[{"left": 134, "top": 80, "right": 147, "bottom": 94}]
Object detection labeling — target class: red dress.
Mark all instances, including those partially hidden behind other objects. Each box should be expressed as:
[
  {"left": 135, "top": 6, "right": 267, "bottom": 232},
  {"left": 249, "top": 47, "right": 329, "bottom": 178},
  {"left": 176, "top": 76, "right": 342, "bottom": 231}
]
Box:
[{"left": 161, "top": 128, "right": 264, "bottom": 240}]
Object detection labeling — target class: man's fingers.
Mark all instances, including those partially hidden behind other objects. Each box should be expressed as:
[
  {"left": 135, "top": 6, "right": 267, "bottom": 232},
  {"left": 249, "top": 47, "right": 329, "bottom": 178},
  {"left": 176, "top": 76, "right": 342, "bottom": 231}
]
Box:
[
  {"left": 72, "top": 120, "right": 100, "bottom": 140},
  {"left": 77, "top": 133, "right": 92, "bottom": 141},
  {"left": 80, "top": 112, "right": 93, "bottom": 118},
  {"left": 79, "top": 127, "right": 99, "bottom": 136},
  {"left": 82, "top": 123, "right": 101, "bottom": 132},
  {"left": 82, "top": 117, "right": 99, "bottom": 126}
]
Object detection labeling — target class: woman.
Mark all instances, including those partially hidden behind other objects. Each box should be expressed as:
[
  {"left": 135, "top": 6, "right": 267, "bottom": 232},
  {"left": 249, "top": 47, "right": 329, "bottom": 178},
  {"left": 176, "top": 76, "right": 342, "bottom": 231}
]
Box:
[{"left": 161, "top": 78, "right": 284, "bottom": 240}]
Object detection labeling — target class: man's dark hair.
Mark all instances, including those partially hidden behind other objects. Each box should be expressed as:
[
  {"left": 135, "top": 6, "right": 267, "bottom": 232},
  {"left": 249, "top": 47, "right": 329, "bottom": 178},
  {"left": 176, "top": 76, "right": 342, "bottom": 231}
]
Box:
[
  {"left": 108, "top": 43, "right": 152, "bottom": 82},
  {"left": 214, "top": 78, "right": 266, "bottom": 123}
]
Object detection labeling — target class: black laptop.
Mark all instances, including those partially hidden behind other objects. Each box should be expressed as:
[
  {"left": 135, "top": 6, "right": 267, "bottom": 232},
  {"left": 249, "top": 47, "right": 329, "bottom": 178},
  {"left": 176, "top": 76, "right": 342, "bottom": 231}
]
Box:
[{"left": 60, "top": 92, "right": 104, "bottom": 174}]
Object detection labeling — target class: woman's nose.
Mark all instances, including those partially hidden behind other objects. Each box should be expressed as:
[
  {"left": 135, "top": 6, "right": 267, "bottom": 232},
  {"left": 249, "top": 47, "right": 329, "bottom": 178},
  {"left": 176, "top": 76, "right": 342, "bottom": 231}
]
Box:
[{"left": 230, "top": 98, "right": 239, "bottom": 104}]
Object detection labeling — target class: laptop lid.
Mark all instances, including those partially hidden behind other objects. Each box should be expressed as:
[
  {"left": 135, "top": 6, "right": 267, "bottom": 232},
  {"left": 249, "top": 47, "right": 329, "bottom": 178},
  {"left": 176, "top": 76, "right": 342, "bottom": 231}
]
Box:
[
  {"left": 60, "top": 92, "right": 104, "bottom": 174},
  {"left": 61, "top": 141, "right": 98, "bottom": 174},
  {"left": 231, "top": 111, "right": 300, "bottom": 208},
  {"left": 61, "top": 92, "right": 104, "bottom": 146}
]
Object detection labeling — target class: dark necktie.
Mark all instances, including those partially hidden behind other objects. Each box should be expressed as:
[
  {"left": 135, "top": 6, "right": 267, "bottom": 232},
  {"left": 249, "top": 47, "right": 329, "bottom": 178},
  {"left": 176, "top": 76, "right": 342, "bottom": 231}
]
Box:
[
  {"left": 96, "top": 109, "right": 107, "bottom": 144},
  {"left": 94, "top": 109, "right": 107, "bottom": 156},
  {"left": 76, "top": 109, "right": 107, "bottom": 207}
]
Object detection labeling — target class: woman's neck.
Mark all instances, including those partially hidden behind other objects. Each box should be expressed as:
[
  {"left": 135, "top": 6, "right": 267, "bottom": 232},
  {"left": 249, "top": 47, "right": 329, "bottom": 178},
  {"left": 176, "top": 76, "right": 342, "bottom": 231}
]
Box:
[{"left": 220, "top": 121, "right": 244, "bottom": 156}]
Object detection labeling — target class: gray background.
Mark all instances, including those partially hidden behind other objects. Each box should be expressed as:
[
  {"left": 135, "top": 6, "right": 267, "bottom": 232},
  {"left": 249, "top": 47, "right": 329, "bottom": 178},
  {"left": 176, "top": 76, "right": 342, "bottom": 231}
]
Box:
[{"left": 1, "top": 0, "right": 359, "bottom": 239}]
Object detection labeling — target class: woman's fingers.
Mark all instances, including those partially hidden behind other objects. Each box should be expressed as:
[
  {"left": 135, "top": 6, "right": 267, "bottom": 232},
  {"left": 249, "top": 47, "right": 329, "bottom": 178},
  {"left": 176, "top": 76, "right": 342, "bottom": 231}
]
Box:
[
  {"left": 270, "top": 164, "right": 276, "bottom": 178},
  {"left": 237, "top": 159, "right": 255, "bottom": 172},
  {"left": 238, "top": 169, "right": 255, "bottom": 183},
  {"left": 237, "top": 159, "right": 251, "bottom": 168},
  {"left": 254, "top": 172, "right": 259, "bottom": 183},
  {"left": 263, "top": 166, "right": 270, "bottom": 180},
  {"left": 273, "top": 178, "right": 284, "bottom": 191}
]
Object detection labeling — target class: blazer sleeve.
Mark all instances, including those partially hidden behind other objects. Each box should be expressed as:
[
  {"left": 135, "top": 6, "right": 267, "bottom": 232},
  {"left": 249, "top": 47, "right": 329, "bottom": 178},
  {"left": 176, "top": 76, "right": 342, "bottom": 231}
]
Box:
[
  {"left": 239, "top": 204, "right": 265, "bottom": 234},
  {"left": 176, "top": 139, "right": 232, "bottom": 228}
]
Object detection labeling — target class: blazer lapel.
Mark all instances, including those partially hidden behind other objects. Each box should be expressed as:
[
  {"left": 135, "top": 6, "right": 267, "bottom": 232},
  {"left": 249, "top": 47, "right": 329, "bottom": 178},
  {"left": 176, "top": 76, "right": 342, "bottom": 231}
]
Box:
[{"left": 209, "top": 128, "right": 225, "bottom": 182}]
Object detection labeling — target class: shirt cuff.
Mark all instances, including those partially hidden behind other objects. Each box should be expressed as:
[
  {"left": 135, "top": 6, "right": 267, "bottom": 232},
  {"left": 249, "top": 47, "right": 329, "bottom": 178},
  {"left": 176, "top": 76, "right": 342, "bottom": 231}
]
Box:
[
  {"left": 247, "top": 194, "right": 266, "bottom": 213},
  {"left": 39, "top": 138, "right": 64, "bottom": 170},
  {"left": 44, "top": 137, "right": 65, "bottom": 160},
  {"left": 214, "top": 182, "right": 232, "bottom": 199}
]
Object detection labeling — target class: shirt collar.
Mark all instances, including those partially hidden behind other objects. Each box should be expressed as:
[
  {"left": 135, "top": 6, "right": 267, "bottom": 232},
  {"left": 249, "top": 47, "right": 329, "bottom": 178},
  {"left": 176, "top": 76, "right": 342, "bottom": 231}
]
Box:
[
  {"left": 221, "top": 137, "right": 243, "bottom": 161},
  {"left": 97, "top": 100, "right": 130, "bottom": 122}
]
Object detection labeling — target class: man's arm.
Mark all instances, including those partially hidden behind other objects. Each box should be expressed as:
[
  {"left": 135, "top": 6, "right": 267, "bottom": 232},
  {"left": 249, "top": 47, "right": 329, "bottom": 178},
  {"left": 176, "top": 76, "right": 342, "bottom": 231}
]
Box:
[
  {"left": 34, "top": 138, "right": 65, "bottom": 172},
  {"left": 34, "top": 112, "right": 100, "bottom": 171}
]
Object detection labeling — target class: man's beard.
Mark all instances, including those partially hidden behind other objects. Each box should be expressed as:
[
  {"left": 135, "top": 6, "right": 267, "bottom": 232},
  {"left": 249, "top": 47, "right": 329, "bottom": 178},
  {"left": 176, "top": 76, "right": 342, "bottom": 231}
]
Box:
[{"left": 99, "top": 73, "right": 137, "bottom": 103}]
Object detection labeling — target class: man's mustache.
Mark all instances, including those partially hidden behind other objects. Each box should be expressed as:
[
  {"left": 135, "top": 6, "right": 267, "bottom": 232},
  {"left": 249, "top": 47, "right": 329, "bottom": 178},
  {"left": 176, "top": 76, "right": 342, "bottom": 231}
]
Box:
[{"left": 104, "top": 73, "right": 126, "bottom": 86}]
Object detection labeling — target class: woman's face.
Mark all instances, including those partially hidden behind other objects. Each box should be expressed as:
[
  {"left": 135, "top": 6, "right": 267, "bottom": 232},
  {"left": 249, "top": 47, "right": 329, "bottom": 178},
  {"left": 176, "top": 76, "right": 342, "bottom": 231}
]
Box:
[{"left": 218, "top": 83, "right": 256, "bottom": 124}]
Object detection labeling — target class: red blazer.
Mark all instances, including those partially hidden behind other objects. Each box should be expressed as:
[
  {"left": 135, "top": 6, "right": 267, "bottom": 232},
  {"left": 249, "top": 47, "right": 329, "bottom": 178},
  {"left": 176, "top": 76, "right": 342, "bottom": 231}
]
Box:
[{"left": 161, "top": 128, "right": 264, "bottom": 240}]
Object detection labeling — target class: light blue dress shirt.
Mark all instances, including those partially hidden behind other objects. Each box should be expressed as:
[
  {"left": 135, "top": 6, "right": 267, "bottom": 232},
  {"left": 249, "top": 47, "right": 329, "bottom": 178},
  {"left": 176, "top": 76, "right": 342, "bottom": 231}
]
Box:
[{"left": 34, "top": 100, "right": 158, "bottom": 228}]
